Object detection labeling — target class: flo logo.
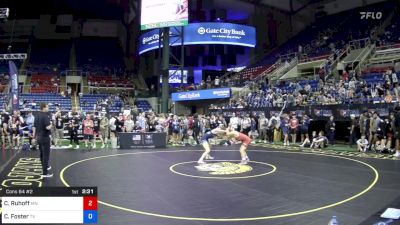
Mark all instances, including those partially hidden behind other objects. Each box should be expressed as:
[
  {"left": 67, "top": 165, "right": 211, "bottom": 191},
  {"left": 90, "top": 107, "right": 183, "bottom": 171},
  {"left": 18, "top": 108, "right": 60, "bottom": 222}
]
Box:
[
  {"left": 198, "top": 27, "right": 206, "bottom": 35},
  {"left": 360, "top": 12, "right": 382, "bottom": 19},
  {"left": 195, "top": 162, "right": 252, "bottom": 175}
]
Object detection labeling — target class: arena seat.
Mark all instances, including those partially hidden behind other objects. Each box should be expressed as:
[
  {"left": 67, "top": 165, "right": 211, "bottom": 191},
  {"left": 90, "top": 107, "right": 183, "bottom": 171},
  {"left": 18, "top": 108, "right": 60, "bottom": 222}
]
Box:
[
  {"left": 30, "top": 74, "right": 60, "bottom": 93},
  {"left": 88, "top": 75, "right": 133, "bottom": 88},
  {"left": 0, "top": 95, "right": 7, "bottom": 111},
  {"left": 20, "top": 94, "right": 72, "bottom": 111},
  {"left": 135, "top": 100, "right": 152, "bottom": 112},
  {"left": 80, "top": 94, "right": 124, "bottom": 113}
]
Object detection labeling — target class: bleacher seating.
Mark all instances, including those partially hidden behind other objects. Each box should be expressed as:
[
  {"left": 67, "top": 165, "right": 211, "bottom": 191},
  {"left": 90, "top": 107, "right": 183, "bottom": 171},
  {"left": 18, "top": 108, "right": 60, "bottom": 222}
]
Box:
[
  {"left": 30, "top": 74, "right": 60, "bottom": 93},
  {"left": 237, "top": 65, "right": 272, "bottom": 80},
  {"left": 135, "top": 100, "right": 152, "bottom": 112},
  {"left": 88, "top": 75, "right": 133, "bottom": 88},
  {"left": 80, "top": 94, "right": 124, "bottom": 113},
  {"left": 0, "top": 95, "right": 7, "bottom": 111},
  {"left": 20, "top": 94, "right": 72, "bottom": 111}
]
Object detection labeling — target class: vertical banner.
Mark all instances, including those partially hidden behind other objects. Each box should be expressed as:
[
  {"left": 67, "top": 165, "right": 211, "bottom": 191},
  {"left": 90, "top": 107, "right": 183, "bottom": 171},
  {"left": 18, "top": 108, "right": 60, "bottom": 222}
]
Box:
[{"left": 9, "top": 61, "right": 19, "bottom": 112}]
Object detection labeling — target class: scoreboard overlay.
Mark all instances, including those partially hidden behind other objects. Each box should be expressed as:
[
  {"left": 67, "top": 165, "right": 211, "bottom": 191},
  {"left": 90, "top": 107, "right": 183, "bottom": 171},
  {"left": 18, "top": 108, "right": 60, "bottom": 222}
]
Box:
[{"left": 1, "top": 187, "right": 98, "bottom": 224}]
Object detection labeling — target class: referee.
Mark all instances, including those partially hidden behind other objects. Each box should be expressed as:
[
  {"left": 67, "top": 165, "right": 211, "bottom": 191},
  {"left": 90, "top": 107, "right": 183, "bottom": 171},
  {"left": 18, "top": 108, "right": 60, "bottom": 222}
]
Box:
[{"left": 32, "top": 103, "right": 53, "bottom": 178}]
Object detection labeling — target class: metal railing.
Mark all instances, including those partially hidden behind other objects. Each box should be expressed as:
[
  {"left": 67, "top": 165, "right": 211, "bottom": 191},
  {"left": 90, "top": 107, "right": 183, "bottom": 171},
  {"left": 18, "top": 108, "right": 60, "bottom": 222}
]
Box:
[
  {"left": 272, "top": 57, "right": 298, "bottom": 81},
  {"left": 353, "top": 44, "right": 375, "bottom": 75},
  {"left": 349, "top": 38, "right": 371, "bottom": 50},
  {"left": 18, "top": 85, "right": 67, "bottom": 94},
  {"left": 298, "top": 54, "right": 330, "bottom": 63},
  {"left": 375, "top": 43, "right": 400, "bottom": 52}
]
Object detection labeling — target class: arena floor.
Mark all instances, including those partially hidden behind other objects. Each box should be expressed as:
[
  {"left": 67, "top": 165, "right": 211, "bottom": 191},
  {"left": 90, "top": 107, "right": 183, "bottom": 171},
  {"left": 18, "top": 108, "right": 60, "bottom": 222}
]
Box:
[{"left": 1, "top": 145, "right": 400, "bottom": 225}]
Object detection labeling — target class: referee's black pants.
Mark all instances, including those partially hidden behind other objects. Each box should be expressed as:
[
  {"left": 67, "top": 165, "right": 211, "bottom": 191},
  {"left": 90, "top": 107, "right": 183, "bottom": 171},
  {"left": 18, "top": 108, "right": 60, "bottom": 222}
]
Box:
[{"left": 38, "top": 136, "right": 51, "bottom": 175}]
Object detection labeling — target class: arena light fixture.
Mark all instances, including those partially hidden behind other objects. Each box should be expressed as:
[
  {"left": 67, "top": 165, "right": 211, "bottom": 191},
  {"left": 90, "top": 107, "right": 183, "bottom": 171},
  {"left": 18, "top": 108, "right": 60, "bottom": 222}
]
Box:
[
  {"left": 0, "top": 8, "right": 9, "bottom": 19},
  {"left": 0, "top": 54, "right": 28, "bottom": 60}
]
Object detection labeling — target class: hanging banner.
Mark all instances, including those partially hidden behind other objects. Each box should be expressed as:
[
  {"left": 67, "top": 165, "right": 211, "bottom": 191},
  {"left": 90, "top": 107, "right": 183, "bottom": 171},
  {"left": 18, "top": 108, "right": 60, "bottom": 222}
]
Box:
[
  {"left": 210, "top": 103, "right": 393, "bottom": 121},
  {"left": 139, "top": 22, "right": 256, "bottom": 54},
  {"left": 9, "top": 61, "right": 19, "bottom": 112}
]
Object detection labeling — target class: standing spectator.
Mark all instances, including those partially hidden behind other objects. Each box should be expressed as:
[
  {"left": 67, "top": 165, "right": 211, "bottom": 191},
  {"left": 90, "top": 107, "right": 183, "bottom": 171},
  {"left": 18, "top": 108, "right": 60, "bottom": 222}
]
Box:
[
  {"left": 137, "top": 112, "right": 147, "bottom": 132},
  {"left": 171, "top": 115, "right": 181, "bottom": 146},
  {"left": 369, "top": 112, "right": 380, "bottom": 151},
  {"left": 83, "top": 114, "right": 94, "bottom": 148},
  {"left": 249, "top": 117, "right": 258, "bottom": 143},
  {"left": 1, "top": 111, "right": 11, "bottom": 148},
  {"left": 325, "top": 116, "right": 336, "bottom": 146},
  {"left": 32, "top": 103, "right": 53, "bottom": 178},
  {"left": 100, "top": 114, "right": 109, "bottom": 148},
  {"left": 68, "top": 113, "right": 80, "bottom": 149},
  {"left": 124, "top": 115, "right": 135, "bottom": 132},
  {"left": 92, "top": 114, "right": 101, "bottom": 148},
  {"left": 258, "top": 114, "right": 268, "bottom": 143},
  {"left": 25, "top": 109, "right": 35, "bottom": 147},
  {"left": 229, "top": 113, "right": 241, "bottom": 132},
  {"left": 206, "top": 76, "right": 212, "bottom": 88},
  {"left": 349, "top": 114, "right": 358, "bottom": 148},
  {"left": 359, "top": 111, "right": 368, "bottom": 137},
  {"left": 192, "top": 114, "right": 201, "bottom": 145},
  {"left": 392, "top": 70, "right": 398, "bottom": 87},
  {"left": 394, "top": 106, "right": 400, "bottom": 157},
  {"left": 214, "top": 76, "right": 220, "bottom": 87},
  {"left": 289, "top": 115, "right": 299, "bottom": 144},
  {"left": 54, "top": 111, "right": 65, "bottom": 147},
  {"left": 281, "top": 115, "right": 290, "bottom": 146},
  {"left": 241, "top": 115, "right": 251, "bottom": 135},
  {"left": 300, "top": 115, "right": 310, "bottom": 143}
]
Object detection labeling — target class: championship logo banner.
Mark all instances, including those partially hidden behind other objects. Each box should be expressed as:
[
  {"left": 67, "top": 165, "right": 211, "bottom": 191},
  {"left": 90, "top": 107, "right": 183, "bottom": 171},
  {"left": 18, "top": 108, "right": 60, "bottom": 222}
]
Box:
[{"left": 195, "top": 162, "right": 252, "bottom": 175}]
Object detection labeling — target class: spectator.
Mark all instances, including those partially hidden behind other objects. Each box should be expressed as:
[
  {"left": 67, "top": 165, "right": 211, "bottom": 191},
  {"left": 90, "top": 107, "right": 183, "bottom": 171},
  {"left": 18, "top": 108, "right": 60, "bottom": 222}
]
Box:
[
  {"left": 281, "top": 114, "right": 290, "bottom": 146},
  {"left": 310, "top": 131, "right": 328, "bottom": 149},
  {"left": 300, "top": 115, "right": 310, "bottom": 143},
  {"left": 214, "top": 76, "right": 220, "bottom": 87},
  {"left": 241, "top": 115, "right": 251, "bottom": 135},
  {"left": 124, "top": 115, "right": 135, "bottom": 132},
  {"left": 258, "top": 114, "right": 268, "bottom": 143},
  {"left": 325, "top": 116, "right": 336, "bottom": 146},
  {"left": 357, "top": 135, "right": 369, "bottom": 152},
  {"left": 83, "top": 113, "right": 94, "bottom": 148},
  {"left": 392, "top": 70, "right": 398, "bottom": 87},
  {"left": 349, "top": 114, "right": 358, "bottom": 148},
  {"left": 369, "top": 112, "right": 380, "bottom": 151},
  {"left": 289, "top": 115, "right": 299, "bottom": 144}
]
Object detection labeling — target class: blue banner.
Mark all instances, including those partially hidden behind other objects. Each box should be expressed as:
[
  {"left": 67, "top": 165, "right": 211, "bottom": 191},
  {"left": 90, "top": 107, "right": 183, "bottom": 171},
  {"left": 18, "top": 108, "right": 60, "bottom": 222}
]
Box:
[
  {"left": 9, "top": 61, "right": 19, "bottom": 112},
  {"left": 139, "top": 22, "right": 256, "bottom": 55},
  {"left": 172, "top": 88, "right": 231, "bottom": 102}
]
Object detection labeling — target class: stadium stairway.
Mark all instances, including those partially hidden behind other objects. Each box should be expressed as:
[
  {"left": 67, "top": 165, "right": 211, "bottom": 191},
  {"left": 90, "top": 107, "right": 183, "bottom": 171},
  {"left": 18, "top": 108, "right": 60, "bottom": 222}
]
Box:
[
  {"left": 72, "top": 94, "right": 80, "bottom": 111},
  {"left": 23, "top": 75, "right": 31, "bottom": 93},
  {"left": 60, "top": 76, "right": 67, "bottom": 94},
  {"left": 82, "top": 76, "right": 89, "bottom": 94}
]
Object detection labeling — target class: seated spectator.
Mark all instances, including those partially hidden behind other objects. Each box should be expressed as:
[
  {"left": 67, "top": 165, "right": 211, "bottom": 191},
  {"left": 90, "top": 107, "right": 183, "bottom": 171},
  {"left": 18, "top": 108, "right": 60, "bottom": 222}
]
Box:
[
  {"left": 300, "top": 131, "right": 317, "bottom": 148},
  {"left": 310, "top": 131, "right": 328, "bottom": 149},
  {"left": 357, "top": 135, "right": 369, "bottom": 152}
]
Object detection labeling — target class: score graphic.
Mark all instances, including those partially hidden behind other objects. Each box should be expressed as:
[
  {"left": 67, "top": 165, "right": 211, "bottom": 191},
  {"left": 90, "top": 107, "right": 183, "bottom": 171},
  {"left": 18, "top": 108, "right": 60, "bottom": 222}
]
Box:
[
  {"left": 1, "top": 187, "right": 98, "bottom": 224},
  {"left": 83, "top": 196, "right": 98, "bottom": 224}
]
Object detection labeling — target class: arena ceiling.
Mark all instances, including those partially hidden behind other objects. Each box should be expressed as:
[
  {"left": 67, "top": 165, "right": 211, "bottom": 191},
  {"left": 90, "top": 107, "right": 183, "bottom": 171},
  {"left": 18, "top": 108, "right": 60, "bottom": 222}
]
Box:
[{"left": 240, "top": 0, "right": 324, "bottom": 12}]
